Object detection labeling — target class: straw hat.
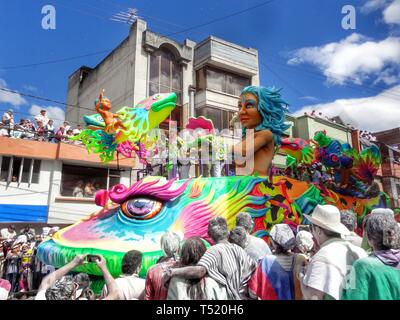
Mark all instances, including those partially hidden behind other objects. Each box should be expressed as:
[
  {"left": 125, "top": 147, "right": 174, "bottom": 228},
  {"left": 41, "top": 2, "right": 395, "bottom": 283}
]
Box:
[{"left": 303, "top": 204, "right": 350, "bottom": 236}]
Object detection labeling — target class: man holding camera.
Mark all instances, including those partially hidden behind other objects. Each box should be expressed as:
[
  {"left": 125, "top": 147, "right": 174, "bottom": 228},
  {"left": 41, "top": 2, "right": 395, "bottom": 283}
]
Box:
[{"left": 35, "top": 254, "right": 120, "bottom": 300}]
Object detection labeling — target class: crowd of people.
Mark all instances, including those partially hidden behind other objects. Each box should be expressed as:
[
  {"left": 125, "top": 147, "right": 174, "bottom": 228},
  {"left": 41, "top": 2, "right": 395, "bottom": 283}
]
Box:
[
  {"left": 0, "top": 225, "right": 60, "bottom": 299},
  {"left": 0, "top": 109, "right": 82, "bottom": 144},
  {"left": 0, "top": 204, "right": 398, "bottom": 300}
]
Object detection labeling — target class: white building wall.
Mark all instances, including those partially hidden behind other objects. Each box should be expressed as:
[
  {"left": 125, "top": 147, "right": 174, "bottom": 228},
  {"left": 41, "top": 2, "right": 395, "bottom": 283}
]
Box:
[
  {"left": 0, "top": 159, "right": 52, "bottom": 206},
  {"left": 47, "top": 161, "right": 132, "bottom": 225}
]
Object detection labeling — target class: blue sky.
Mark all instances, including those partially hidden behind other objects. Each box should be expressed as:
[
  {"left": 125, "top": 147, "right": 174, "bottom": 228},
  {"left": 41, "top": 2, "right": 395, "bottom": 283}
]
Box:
[{"left": 0, "top": 0, "right": 399, "bottom": 131}]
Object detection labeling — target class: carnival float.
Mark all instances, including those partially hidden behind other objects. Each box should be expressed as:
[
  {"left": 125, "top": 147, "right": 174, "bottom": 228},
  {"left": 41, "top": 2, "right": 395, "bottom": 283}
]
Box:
[{"left": 37, "top": 86, "right": 388, "bottom": 282}]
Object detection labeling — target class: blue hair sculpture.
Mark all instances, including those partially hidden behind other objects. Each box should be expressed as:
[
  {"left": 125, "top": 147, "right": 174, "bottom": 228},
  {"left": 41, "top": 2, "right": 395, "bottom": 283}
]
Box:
[{"left": 241, "top": 86, "right": 290, "bottom": 146}]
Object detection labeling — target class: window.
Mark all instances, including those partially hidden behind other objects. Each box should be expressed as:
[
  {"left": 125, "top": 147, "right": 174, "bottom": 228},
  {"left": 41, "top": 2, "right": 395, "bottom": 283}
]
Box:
[
  {"left": 149, "top": 48, "right": 183, "bottom": 128},
  {"left": 60, "top": 164, "right": 122, "bottom": 198},
  {"left": 0, "top": 156, "right": 41, "bottom": 184},
  {"left": 396, "top": 184, "right": 400, "bottom": 198},
  {"left": 196, "top": 107, "right": 236, "bottom": 131},
  {"left": 204, "top": 67, "right": 250, "bottom": 96}
]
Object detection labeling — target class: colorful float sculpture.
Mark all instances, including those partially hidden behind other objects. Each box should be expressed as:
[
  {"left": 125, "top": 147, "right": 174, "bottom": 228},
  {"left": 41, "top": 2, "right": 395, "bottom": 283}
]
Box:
[{"left": 37, "top": 86, "right": 388, "bottom": 280}]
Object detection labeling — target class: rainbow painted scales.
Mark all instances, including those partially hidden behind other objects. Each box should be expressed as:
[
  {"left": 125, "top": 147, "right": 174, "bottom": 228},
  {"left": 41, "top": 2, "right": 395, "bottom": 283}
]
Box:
[{"left": 37, "top": 175, "right": 387, "bottom": 278}]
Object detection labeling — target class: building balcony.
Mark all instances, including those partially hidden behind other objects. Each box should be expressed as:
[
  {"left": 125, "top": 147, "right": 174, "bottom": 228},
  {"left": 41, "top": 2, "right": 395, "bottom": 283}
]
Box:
[
  {"left": 194, "top": 36, "right": 258, "bottom": 76},
  {"left": 0, "top": 137, "right": 136, "bottom": 168}
]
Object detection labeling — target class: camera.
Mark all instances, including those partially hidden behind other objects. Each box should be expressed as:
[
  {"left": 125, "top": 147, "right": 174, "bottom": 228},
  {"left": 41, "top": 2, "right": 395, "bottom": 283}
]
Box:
[{"left": 86, "top": 254, "right": 100, "bottom": 263}]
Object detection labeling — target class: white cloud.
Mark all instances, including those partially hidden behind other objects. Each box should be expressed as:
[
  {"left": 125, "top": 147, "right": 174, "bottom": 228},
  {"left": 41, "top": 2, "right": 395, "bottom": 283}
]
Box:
[
  {"left": 29, "top": 104, "right": 65, "bottom": 128},
  {"left": 300, "top": 96, "right": 319, "bottom": 102},
  {"left": 383, "top": 0, "right": 400, "bottom": 24},
  {"left": 361, "top": 0, "right": 390, "bottom": 13},
  {"left": 0, "top": 78, "right": 27, "bottom": 107},
  {"left": 288, "top": 33, "right": 400, "bottom": 86},
  {"left": 22, "top": 84, "right": 37, "bottom": 92},
  {"left": 294, "top": 85, "right": 400, "bottom": 132}
]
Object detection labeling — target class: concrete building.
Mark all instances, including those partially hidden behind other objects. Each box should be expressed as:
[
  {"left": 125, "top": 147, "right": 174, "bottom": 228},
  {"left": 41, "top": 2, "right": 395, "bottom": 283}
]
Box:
[
  {"left": 66, "top": 19, "right": 259, "bottom": 132},
  {"left": 374, "top": 127, "right": 400, "bottom": 208},
  {"left": 0, "top": 19, "right": 369, "bottom": 227},
  {"left": 0, "top": 137, "right": 133, "bottom": 226}
]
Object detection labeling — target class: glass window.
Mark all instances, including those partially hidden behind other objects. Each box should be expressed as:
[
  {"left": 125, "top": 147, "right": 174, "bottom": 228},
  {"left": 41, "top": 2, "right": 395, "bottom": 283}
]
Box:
[
  {"left": 149, "top": 53, "right": 159, "bottom": 84},
  {"left": 0, "top": 157, "right": 40, "bottom": 184},
  {"left": 149, "top": 48, "right": 182, "bottom": 102},
  {"left": 21, "top": 158, "right": 32, "bottom": 183},
  {"left": 160, "top": 52, "right": 171, "bottom": 87},
  {"left": 11, "top": 158, "right": 22, "bottom": 182},
  {"left": 197, "top": 107, "right": 222, "bottom": 130},
  {"left": 149, "top": 82, "right": 159, "bottom": 97},
  {"left": 61, "top": 165, "right": 125, "bottom": 197},
  {"left": 196, "top": 68, "right": 206, "bottom": 91},
  {"left": 148, "top": 48, "right": 183, "bottom": 127},
  {"left": 109, "top": 169, "right": 121, "bottom": 189},
  {"left": 61, "top": 164, "right": 108, "bottom": 198},
  {"left": 196, "top": 107, "right": 236, "bottom": 131},
  {"left": 172, "top": 62, "right": 181, "bottom": 90},
  {"left": 206, "top": 69, "right": 225, "bottom": 92},
  {"left": 0, "top": 156, "right": 10, "bottom": 182},
  {"left": 206, "top": 67, "right": 250, "bottom": 96},
  {"left": 32, "top": 160, "right": 41, "bottom": 184}
]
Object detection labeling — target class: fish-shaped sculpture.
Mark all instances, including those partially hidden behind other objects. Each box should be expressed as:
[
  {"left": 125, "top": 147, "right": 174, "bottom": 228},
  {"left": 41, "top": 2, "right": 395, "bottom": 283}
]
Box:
[
  {"left": 71, "top": 92, "right": 177, "bottom": 162},
  {"left": 37, "top": 175, "right": 387, "bottom": 278},
  {"left": 38, "top": 91, "right": 389, "bottom": 283}
]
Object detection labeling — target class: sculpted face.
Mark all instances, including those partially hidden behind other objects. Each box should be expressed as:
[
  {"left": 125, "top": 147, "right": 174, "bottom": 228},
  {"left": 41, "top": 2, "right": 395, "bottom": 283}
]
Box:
[{"left": 238, "top": 93, "right": 262, "bottom": 129}]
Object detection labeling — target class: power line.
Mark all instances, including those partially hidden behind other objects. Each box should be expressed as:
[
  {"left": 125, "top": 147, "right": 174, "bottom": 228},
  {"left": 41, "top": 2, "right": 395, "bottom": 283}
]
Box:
[
  {"left": 148, "top": 0, "right": 276, "bottom": 42},
  {"left": 260, "top": 60, "right": 307, "bottom": 99},
  {"left": 0, "top": 50, "right": 112, "bottom": 70}
]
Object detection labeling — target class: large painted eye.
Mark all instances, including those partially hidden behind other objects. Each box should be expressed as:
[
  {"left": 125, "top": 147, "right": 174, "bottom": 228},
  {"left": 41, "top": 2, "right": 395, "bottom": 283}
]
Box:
[{"left": 121, "top": 198, "right": 163, "bottom": 220}]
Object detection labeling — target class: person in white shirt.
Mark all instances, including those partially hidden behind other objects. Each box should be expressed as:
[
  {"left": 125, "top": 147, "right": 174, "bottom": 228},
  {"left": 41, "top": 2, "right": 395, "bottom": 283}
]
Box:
[
  {"left": 298, "top": 205, "right": 367, "bottom": 300},
  {"left": 72, "top": 124, "right": 82, "bottom": 135},
  {"left": 101, "top": 250, "right": 145, "bottom": 300},
  {"left": 0, "top": 225, "right": 17, "bottom": 240},
  {"left": 34, "top": 110, "right": 49, "bottom": 126},
  {"left": 63, "top": 121, "right": 71, "bottom": 132}
]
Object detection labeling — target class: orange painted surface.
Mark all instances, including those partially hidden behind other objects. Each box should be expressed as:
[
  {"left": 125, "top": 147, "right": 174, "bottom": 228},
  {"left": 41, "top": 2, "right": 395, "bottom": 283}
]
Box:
[
  {"left": 0, "top": 137, "right": 136, "bottom": 167},
  {"left": 0, "top": 137, "right": 57, "bottom": 159}
]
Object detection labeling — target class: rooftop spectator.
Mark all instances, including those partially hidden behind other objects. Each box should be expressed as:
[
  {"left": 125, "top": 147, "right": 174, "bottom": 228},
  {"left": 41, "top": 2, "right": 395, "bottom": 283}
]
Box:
[
  {"left": 72, "top": 124, "right": 82, "bottom": 135},
  {"left": 45, "top": 119, "right": 55, "bottom": 142},
  {"left": 63, "top": 121, "right": 71, "bottom": 132},
  {"left": 34, "top": 110, "right": 49, "bottom": 126},
  {"left": 35, "top": 121, "right": 45, "bottom": 141},
  {"left": 55, "top": 126, "right": 66, "bottom": 142},
  {"left": 2, "top": 109, "right": 14, "bottom": 126}
]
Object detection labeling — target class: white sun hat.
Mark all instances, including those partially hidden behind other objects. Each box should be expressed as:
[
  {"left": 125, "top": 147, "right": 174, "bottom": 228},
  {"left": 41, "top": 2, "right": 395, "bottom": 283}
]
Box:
[{"left": 303, "top": 204, "right": 350, "bottom": 236}]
